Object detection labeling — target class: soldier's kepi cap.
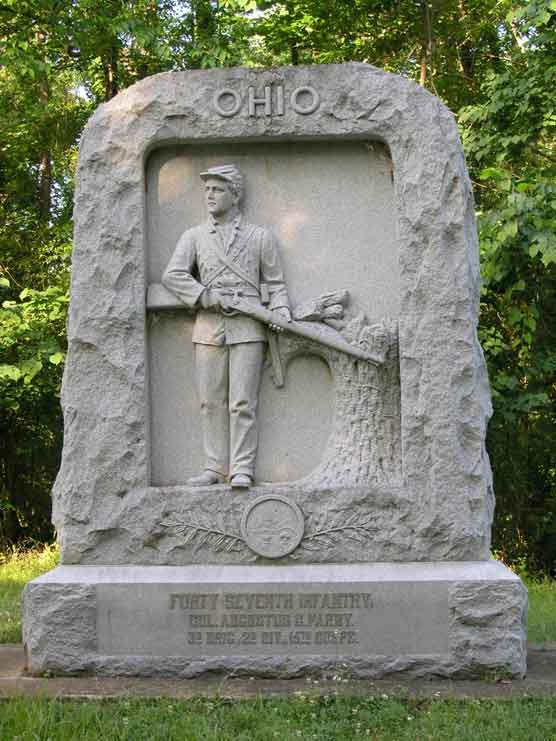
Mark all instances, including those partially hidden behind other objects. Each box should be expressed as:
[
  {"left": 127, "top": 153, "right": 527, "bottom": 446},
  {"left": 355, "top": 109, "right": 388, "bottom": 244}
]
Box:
[{"left": 199, "top": 164, "right": 243, "bottom": 194}]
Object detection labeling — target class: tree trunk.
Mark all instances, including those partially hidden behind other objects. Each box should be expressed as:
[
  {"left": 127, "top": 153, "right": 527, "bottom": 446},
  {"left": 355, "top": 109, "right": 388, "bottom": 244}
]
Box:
[
  {"left": 457, "top": 0, "right": 475, "bottom": 81},
  {"left": 194, "top": 0, "right": 215, "bottom": 42},
  {"left": 420, "top": 52, "right": 427, "bottom": 86},
  {"left": 104, "top": 46, "right": 119, "bottom": 100},
  {"left": 419, "top": 1, "right": 433, "bottom": 87},
  {"left": 38, "top": 77, "right": 51, "bottom": 220},
  {"left": 38, "top": 151, "right": 51, "bottom": 219}
]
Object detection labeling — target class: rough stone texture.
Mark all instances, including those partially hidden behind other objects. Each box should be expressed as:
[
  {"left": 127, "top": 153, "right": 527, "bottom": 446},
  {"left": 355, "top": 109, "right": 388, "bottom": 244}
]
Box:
[
  {"left": 54, "top": 64, "right": 493, "bottom": 564},
  {"left": 22, "top": 583, "right": 97, "bottom": 675},
  {"left": 7, "top": 645, "right": 556, "bottom": 699},
  {"left": 450, "top": 581, "right": 528, "bottom": 677},
  {"left": 54, "top": 484, "right": 416, "bottom": 565},
  {"left": 23, "top": 562, "right": 527, "bottom": 678}
]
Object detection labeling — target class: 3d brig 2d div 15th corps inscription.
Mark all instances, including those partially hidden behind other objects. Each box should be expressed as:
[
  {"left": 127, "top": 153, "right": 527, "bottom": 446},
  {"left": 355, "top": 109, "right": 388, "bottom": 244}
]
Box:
[{"left": 23, "top": 64, "right": 527, "bottom": 679}]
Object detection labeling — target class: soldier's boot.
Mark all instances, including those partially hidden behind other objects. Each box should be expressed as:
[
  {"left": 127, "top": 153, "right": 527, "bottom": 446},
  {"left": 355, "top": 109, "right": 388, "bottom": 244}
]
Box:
[
  {"left": 230, "top": 474, "right": 252, "bottom": 489},
  {"left": 187, "top": 470, "right": 226, "bottom": 486}
]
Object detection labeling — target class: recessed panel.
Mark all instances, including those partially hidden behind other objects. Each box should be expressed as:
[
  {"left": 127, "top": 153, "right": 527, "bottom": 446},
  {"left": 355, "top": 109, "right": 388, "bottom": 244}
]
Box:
[
  {"left": 97, "top": 581, "right": 450, "bottom": 657},
  {"left": 147, "top": 141, "right": 397, "bottom": 486}
]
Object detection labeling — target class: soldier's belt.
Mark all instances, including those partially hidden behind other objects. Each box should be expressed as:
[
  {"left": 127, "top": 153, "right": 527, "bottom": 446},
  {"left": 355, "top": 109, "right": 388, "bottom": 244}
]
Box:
[{"left": 213, "top": 287, "right": 260, "bottom": 302}]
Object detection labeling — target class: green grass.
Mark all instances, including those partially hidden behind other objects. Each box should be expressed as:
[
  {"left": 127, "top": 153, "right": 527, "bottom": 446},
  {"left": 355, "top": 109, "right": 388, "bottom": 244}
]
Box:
[
  {"left": 0, "top": 543, "right": 59, "bottom": 643},
  {"left": 0, "top": 695, "right": 556, "bottom": 740},
  {"left": 527, "top": 578, "right": 556, "bottom": 644}
]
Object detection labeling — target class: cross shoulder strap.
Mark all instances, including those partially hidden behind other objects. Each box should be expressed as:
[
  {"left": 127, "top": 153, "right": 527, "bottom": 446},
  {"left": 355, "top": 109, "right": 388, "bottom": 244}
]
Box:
[{"left": 205, "top": 223, "right": 259, "bottom": 291}]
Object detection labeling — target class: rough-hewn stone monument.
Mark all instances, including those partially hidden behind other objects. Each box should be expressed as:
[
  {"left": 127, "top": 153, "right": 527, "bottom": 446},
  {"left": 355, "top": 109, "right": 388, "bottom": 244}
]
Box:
[{"left": 23, "top": 64, "right": 527, "bottom": 678}]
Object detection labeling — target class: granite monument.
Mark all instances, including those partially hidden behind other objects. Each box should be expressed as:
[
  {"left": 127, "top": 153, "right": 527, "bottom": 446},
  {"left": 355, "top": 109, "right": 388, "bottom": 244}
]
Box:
[{"left": 23, "top": 63, "right": 527, "bottom": 679}]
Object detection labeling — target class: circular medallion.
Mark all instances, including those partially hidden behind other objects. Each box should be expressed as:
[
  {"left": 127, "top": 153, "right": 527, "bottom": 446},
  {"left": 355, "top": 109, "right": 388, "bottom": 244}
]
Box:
[{"left": 241, "top": 495, "right": 305, "bottom": 558}]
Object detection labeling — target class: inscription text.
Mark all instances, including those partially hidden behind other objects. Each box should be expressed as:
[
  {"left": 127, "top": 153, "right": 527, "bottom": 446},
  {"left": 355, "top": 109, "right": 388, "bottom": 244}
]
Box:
[
  {"left": 168, "top": 591, "right": 373, "bottom": 649},
  {"left": 213, "top": 85, "right": 320, "bottom": 118}
]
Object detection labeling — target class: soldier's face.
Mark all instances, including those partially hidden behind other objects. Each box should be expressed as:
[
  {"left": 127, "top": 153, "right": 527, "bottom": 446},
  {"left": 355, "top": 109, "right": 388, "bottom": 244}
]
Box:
[{"left": 204, "top": 177, "right": 236, "bottom": 216}]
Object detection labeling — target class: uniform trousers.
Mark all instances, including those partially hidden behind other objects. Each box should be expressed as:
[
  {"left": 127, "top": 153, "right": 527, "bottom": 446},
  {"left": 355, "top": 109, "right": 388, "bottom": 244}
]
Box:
[{"left": 195, "top": 341, "right": 265, "bottom": 478}]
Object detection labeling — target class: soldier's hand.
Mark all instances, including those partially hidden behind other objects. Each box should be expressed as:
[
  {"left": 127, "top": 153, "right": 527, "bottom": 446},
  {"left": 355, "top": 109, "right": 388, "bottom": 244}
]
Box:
[
  {"left": 199, "top": 289, "right": 232, "bottom": 312},
  {"left": 273, "top": 307, "right": 292, "bottom": 322},
  {"left": 199, "top": 289, "right": 219, "bottom": 310},
  {"left": 269, "top": 306, "right": 291, "bottom": 333}
]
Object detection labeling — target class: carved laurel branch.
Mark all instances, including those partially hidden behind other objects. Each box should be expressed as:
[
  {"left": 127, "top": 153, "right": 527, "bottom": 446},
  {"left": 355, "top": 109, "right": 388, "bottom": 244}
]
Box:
[
  {"left": 291, "top": 513, "right": 378, "bottom": 558},
  {"left": 159, "top": 519, "right": 250, "bottom": 556},
  {"left": 160, "top": 511, "right": 377, "bottom": 558}
]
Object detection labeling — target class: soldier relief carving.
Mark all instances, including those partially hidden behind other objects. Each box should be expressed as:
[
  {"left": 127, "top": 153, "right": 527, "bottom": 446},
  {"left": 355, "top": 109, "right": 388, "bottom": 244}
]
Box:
[
  {"left": 163, "top": 165, "right": 291, "bottom": 489},
  {"left": 160, "top": 164, "right": 401, "bottom": 501}
]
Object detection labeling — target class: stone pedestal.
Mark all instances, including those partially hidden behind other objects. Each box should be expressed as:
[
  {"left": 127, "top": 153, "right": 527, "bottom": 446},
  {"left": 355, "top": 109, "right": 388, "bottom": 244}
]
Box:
[{"left": 24, "top": 561, "right": 526, "bottom": 678}]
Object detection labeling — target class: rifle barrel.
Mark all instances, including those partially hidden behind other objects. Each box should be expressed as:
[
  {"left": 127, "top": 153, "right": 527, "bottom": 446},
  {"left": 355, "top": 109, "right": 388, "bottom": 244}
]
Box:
[{"left": 233, "top": 299, "right": 382, "bottom": 366}]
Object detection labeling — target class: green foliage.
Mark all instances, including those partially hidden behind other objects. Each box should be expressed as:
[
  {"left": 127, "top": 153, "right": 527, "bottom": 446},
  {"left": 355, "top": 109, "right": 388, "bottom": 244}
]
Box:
[
  {"left": 248, "top": 0, "right": 513, "bottom": 106},
  {"left": 460, "top": 0, "right": 556, "bottom": 574},
  {"left": 0, "top": 48, "right": 77, "bottom": 545},
  {"left": 0, "top": 283, "right": 68, "bottom": 547},
  {"left": 0, "top": 283, "right": 68, "bottom": 409}
]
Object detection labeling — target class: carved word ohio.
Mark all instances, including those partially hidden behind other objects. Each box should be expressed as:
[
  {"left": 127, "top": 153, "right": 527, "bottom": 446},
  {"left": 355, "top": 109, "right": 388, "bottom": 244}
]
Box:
[{"left": 213, "top": 85, "right": 320, "bottom": 118}]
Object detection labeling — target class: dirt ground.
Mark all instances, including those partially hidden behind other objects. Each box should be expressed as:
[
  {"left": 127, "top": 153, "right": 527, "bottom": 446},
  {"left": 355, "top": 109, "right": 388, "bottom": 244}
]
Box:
[{"left": 1, "top": 644, "right": 556, "bottom": 699}]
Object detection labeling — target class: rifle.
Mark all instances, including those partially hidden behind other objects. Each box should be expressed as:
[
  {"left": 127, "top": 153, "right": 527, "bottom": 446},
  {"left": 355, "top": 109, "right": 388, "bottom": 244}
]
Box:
[
  {"left": 146, "top": 283, "right": 383, "bottom": 367},
  {"left": 228, "top": 297, "right": 382, "bottom": 366}
]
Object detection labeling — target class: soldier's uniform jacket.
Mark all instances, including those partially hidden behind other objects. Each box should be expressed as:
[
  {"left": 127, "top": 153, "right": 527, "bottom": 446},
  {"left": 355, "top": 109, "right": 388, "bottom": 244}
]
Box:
[{"left": 162, "top": 215, "right": 290, "bottom": 345}]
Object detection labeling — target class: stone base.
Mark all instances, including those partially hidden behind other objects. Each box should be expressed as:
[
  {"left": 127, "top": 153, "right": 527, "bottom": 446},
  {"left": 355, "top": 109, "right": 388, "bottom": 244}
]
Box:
[{"left": 23, "top": 561, "right": 527, "bottom": 679}]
